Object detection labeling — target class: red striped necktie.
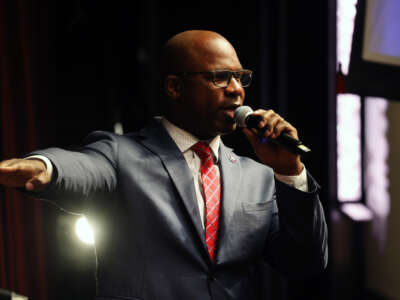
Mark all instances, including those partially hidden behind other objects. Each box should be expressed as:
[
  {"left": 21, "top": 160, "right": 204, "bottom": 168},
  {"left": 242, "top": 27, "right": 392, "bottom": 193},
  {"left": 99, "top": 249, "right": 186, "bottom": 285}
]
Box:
[{"left": 191, "top": 141, "right": 221, "bottom": 262}]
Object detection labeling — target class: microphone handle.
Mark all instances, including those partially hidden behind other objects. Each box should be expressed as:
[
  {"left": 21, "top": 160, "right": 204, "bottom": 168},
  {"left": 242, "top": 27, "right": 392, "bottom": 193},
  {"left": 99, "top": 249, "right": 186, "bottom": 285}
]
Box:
[{"left": 246, "top": 115, "right": 311, "bottom": 156}]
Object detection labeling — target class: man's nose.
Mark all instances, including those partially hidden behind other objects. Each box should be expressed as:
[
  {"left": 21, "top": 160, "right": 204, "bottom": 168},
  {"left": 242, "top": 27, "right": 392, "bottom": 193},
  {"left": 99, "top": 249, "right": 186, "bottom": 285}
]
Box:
[{"left": 225, "top": 77, "right": 244, "bottom": 96}]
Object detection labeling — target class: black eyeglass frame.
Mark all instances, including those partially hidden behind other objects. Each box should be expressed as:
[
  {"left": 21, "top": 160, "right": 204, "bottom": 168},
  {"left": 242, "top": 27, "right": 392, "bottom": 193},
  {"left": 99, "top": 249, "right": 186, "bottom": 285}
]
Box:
[{"left": 174, "top": 69, "right": 253, "bottom": 88}]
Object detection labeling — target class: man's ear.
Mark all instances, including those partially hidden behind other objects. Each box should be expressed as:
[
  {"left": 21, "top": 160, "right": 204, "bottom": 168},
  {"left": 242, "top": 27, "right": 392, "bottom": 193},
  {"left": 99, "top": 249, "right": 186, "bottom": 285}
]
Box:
[{"left": 164, "top": 75, "right": 184, "bottom": 99}]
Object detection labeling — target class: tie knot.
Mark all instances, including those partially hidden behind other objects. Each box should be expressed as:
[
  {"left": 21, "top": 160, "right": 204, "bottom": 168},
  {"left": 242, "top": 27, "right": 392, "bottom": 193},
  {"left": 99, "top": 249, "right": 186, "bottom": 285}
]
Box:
[{"left": 191, "top": 142, "right": 214, "bottom": 165}]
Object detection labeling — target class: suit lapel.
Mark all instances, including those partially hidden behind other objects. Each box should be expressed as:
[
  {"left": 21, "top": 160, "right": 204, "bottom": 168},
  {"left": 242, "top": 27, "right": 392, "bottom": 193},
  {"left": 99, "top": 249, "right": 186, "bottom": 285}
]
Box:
[
  {"left": 138, "top": 119, "right": 209, "bottom": 256},
  {"left": 216, "top": 142, "right": 242, "bottom": 265}
]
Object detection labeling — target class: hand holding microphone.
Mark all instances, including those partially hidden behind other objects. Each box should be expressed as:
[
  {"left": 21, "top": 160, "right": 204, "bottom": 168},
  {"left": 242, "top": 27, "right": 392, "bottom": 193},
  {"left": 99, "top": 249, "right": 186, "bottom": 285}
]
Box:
[
  {"left": 234, "top": 106, "right": 309, "bottom": 175},
  {"left": 234, "top": 106, "right": 311, "bottom": 156}
]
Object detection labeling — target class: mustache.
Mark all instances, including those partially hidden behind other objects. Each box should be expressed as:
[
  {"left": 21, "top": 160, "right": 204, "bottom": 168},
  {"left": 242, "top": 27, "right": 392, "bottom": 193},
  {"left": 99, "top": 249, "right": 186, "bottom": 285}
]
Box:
[{"left": 221, "top": 97, "right": 242, "bottom": 109}]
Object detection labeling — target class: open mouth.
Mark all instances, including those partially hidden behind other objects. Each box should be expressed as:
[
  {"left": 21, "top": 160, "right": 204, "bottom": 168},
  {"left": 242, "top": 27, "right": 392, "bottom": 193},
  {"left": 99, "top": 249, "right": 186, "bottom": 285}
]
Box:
[{"left": 221, "top": 104, "right": 241, "bottom": 120}]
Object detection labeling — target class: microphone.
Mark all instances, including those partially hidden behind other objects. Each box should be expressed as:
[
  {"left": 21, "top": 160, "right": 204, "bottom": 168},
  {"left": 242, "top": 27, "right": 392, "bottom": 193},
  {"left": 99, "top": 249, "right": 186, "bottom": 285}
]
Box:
[{"left": 234, "top": 106, "right": 311, "bottom": 156}]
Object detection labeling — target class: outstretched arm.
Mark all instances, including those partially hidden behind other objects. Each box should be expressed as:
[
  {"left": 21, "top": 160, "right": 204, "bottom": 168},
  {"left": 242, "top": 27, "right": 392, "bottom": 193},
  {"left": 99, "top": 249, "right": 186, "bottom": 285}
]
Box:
[{"left": 0, "top": 132, "right": 118, "bottom": 213}]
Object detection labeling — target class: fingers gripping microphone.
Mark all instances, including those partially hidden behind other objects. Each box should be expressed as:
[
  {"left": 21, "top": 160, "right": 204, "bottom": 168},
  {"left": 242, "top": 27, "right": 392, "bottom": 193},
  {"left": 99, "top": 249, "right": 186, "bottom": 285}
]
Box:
[{"left": 234, "top": 106, "right": 311, "bottom": 156}]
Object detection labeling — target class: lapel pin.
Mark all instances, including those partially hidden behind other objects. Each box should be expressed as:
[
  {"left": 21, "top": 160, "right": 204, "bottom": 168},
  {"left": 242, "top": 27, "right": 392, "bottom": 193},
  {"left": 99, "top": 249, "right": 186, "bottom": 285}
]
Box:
[{"left": 228, "top": 153, "right": 238, "bottom": 163}]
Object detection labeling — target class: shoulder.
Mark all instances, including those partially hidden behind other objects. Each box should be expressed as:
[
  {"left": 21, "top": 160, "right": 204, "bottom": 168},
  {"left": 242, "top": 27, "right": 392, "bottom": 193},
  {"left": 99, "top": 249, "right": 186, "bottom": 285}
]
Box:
[
  {"left": 82, "top": 130, "right": 144, "bottom": 146},
  {"left": 82, "top": 129, "right": 157, "bottom": 161}
]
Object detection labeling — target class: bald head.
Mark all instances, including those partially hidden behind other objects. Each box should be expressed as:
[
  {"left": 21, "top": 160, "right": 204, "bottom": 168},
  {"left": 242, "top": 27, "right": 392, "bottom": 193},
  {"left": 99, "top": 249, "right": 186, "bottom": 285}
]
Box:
[
  {"left": 160, "top": 30, "right": 239, "bottom": 78},
  {"left": 159, "top": 30, "right": 246, "bottom": 138}
]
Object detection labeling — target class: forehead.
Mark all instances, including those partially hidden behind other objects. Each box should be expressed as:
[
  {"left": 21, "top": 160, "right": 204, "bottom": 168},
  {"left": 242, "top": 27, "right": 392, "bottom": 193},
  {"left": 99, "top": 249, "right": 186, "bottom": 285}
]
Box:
[{"left": 186, "top": 37, "right": 243, "bottom": 71}]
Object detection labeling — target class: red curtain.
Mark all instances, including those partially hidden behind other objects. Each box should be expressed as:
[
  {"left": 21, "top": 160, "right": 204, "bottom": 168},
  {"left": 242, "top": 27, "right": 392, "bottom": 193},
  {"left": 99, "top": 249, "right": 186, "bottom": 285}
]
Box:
[{"left": 0, "top": 0, "right": 48, "bottom": 299}]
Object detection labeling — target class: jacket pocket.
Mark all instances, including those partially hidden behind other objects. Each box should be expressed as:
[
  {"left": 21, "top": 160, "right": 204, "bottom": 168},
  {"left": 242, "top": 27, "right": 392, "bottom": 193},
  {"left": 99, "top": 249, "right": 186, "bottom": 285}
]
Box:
[{"left": 242, "top": 200, "right": 274, "bottom": 212}]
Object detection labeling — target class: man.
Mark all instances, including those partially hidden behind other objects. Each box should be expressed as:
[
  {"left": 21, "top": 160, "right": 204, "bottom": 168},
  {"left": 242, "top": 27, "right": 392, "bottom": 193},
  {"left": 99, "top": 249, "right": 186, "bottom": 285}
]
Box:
[{"left": 0, "top": 30, "right": 327, "bottom": 299}]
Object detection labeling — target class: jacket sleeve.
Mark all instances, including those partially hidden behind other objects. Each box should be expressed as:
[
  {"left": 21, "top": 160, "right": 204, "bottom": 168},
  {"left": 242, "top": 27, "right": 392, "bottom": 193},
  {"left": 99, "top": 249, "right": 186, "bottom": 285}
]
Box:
[
  {"left": 264, "top": 172, "right": 328, "bottom": 278},
  {"left": 25, "top": 131, "right": 119, "bottom": 212}
]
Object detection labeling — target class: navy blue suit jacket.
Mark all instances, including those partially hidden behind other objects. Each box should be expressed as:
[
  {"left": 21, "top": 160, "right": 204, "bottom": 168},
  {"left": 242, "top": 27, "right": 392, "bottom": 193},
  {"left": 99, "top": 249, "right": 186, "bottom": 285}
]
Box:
[{"left": 31, "top": 118, "right": 328, "bottom": 300}]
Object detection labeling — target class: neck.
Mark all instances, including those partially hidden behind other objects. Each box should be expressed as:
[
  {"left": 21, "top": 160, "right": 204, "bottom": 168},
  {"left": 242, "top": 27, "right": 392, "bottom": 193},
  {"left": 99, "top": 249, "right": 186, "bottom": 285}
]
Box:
[{"left": 164, "top": 114, "right": 216, "bottom": 141}]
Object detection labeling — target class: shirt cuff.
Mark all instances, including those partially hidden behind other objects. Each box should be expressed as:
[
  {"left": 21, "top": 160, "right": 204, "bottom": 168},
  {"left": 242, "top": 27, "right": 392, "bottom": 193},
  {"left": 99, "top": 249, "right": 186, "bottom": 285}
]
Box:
[
  {"left": 274, "top": 164, "right": 308, "bottom": 192},
  {"left": 25, "top": 155, "right": 53, "bottom": 178}
]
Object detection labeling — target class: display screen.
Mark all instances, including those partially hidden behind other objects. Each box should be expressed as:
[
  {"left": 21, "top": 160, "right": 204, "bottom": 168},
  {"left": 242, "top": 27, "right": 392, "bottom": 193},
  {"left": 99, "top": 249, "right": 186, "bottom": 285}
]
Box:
[
  {"left": 346, "top": 0, "right": 400, "bottom": 100},
  {"left": 362, "top": 0, "right": 400, "bottom": 67}
]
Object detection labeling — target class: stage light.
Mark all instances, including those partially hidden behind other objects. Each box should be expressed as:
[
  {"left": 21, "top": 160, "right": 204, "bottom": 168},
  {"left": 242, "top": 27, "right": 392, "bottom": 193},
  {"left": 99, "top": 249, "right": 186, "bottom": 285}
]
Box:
[{"left": 75, "top": 216, "right": 95, "bottom": 245}]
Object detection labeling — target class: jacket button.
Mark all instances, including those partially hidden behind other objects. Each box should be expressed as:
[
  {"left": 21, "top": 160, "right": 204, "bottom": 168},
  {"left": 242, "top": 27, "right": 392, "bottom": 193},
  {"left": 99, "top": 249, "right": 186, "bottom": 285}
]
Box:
[{"left": 209, "top": 274, "right": 216, "bottom": 281}]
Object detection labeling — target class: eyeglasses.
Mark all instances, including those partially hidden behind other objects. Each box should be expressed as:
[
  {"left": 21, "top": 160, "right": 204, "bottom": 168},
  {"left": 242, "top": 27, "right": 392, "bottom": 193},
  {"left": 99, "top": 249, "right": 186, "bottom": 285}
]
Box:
[{"left": 174, "top": 69, "right": 253, "bottom": 88}]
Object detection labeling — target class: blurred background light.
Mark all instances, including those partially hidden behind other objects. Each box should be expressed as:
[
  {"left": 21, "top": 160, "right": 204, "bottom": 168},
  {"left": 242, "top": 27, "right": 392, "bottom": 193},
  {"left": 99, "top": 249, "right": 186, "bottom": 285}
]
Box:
[
  {"left": 337, "top": 0, "right": 358, "bottom": 75},
  {"left": 337, "top": 0, "right": 362, "bottom": 202},
  {"left": 337, "top": 94, "right": 362, "bottom": 201},
  {"left": 341, "top": 202, "right": 373, "bottom": 221},
  {"left": 75, "top": 216, "right": 95, "bottom": 245}
]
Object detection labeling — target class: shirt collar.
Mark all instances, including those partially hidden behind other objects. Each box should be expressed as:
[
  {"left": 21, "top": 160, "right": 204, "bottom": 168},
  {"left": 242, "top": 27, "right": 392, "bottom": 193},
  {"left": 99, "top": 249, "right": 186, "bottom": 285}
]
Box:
[{"left": 161, "top": 117, "right": 220, "bottom": 162}]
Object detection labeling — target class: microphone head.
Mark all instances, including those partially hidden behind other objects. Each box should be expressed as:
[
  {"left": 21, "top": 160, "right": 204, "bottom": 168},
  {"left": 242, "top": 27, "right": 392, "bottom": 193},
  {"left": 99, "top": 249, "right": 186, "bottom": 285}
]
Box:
[{"left": 234, "top": 106, "right": 253, "bottom": 127}]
